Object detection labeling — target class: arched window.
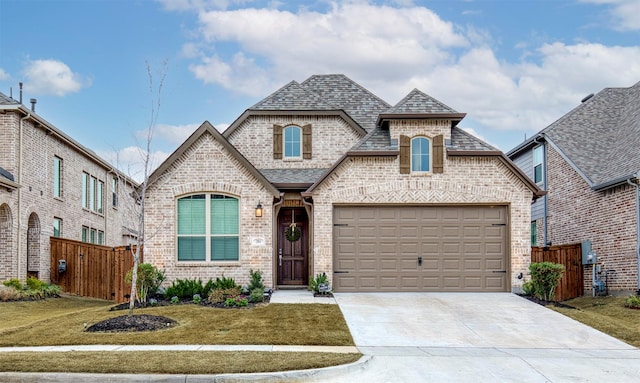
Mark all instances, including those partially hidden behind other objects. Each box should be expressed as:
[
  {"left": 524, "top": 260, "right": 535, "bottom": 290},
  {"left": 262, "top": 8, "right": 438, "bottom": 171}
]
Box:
[
  {"left": 284, "top": 126, "right": 302, "bottom": 158},
  {"left": 177, "top": 194, "right": 239, "bottom": 261},
  {"left": 411, "top": 137, "right": 431, "bottom": 172}
]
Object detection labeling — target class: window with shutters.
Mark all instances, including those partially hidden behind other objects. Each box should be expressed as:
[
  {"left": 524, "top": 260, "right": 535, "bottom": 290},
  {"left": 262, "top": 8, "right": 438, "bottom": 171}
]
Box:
[
  {"left": 177, "top": 194, "right": 239, "bottom": 262},
  {"left": 400, "top": 134, "right": 444, "bottom": 174},
  {"left": 274, "top": 124, "right": 312, "bottom": 160}
]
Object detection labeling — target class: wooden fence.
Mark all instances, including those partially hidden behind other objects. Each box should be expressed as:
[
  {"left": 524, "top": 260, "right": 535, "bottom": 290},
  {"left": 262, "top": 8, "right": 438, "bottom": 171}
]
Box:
[
  {"left": 531, "top": 243, "right": 583, "bottom": 301},
  {"left": 50, "top": 237, "right": 142, "bottom": 303}
]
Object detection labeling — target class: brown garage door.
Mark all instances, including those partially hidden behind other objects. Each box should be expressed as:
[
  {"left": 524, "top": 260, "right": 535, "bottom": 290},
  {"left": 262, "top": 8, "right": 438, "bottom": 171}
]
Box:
[{"left": 333, "top": 205, "right": 508, "bottom": 292}]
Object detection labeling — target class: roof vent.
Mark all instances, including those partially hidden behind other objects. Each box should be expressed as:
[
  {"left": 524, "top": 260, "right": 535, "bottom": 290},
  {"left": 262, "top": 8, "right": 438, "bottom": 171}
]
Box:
[
  {"left": 30, "top": 98, "right": 37, "bottom": 112},
  {"left": 581, "top": 93, "right": 594, "bottom": 103}
]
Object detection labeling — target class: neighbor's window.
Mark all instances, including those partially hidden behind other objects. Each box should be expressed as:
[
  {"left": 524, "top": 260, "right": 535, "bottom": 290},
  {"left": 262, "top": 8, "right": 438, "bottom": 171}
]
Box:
[
  {"left": 411, "top": 137, "right": 431, "bottom": 172},
  {"left": 82, "top": 172, "right": 104, "bottom": 214},
  {"left": 531, "top": 221, "right": 537, "bottom": 246},
  {"left": 82, "top": 173, "right": 89, "bottom": 209},
  {"left": 533, "top": 145, "right": 544, "bottom": 184},
  {"left": 112, "top": 177, "right": 118, "bottom": 207},
  {"left": 284, "top": 125, "right": 302, "bottom": 158},
  {"left": 81, "top": 226, "right": 89, "bottom": 243},
  {"left": 97, "top": 230, "right": 104, "bottom": 245},
  {"left": 53, "top": 217, "right": 62, "bottom": 238},
  {"left": 97, "top": 180, "right": 104, "bottom": 214},
  {"left": 177, "top": 194, "right": 239, "bottom": 261},
  {"left": 53, "top": 156, "right": 62, "bottom": 198}
]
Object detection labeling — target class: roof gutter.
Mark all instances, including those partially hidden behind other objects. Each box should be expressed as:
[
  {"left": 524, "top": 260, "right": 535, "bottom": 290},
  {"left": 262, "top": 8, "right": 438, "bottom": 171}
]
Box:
[{"left": 626, "top": 174, "right": 640, "bottom": 295}]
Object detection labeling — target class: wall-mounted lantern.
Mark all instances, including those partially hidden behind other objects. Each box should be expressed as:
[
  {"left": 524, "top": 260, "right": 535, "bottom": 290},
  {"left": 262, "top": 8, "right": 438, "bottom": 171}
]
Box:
[{"left": 255, "top": 201, "right": 263, "bottom": 218}]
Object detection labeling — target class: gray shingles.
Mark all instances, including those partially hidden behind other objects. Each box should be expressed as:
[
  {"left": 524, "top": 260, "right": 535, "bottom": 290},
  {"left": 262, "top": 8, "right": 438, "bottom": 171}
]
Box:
[
  {"left": 0, "top": 92, "right": 19, "bottom": 105},
  {"left": 449, "top": 127, "right": 499, "bottom": 151},
  {"left": 259, "top": 168, "right": 330, "bottom": 184},
  {"left": 540, "top": 81, "right": 640, "bottom": 186},
  {"left": 250, "top": 81, "right": 336, "bottom": 110},
  {"left": 387, "top": 89, "right": 458, "bottom": 114}
]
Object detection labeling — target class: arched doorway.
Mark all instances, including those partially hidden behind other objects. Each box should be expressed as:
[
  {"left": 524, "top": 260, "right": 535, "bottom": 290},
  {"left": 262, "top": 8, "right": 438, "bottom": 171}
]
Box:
[
  {"left": 0, "top": 204, "right": 13, "bottom": 280},
  {"left": 27, "top": 212, "right": 40, "bottom": 279}
]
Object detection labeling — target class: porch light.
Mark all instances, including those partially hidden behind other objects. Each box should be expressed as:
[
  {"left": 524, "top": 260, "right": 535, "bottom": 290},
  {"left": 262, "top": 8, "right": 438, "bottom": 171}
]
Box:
[{"left": 255, "top": 201, "right": 263, "bottom": 218}]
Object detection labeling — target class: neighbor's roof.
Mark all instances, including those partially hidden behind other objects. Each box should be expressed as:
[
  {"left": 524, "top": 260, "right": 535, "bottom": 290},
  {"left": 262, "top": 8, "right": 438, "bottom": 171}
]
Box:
[{"left": 508, "top": 81, "right": 640, "bottom": 189}]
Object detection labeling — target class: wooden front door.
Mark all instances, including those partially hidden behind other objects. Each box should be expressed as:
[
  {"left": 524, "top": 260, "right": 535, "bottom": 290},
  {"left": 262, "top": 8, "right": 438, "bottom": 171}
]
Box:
[{"left": 277, "top": 208, "right": 308, "bottom": 285}]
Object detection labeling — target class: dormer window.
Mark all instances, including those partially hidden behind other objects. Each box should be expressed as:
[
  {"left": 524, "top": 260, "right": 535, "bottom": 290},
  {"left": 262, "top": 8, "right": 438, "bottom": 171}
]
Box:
[
  {"left": 411, "top": 137, "right": 431, "bottom": 172},
  {"left": 284, "top": 125, "right": 302, "bottom": 158}
]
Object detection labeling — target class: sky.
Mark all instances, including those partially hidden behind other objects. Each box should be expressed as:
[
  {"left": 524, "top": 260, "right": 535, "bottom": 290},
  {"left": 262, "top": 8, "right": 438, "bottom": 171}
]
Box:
[{"left": 1, "top": 0, "right": 639, "bottom": 180}]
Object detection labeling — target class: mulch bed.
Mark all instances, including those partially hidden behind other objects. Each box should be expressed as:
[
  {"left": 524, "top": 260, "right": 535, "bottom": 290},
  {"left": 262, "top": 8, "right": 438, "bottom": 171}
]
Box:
[
  {"left": 518, "top": 294, "right": 577, "bottom": 309},
  {"left": 85, "top": 314, "right": 177, "bottom": 333}
]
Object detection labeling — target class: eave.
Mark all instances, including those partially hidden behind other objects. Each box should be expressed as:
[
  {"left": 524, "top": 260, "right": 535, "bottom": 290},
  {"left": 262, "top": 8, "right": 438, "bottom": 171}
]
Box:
[
  {"left": 0, "top": 178, "right": 20, "bottom": 192},
  {"left": 377, "top": 113, "right": 467, "bottom": 128}
]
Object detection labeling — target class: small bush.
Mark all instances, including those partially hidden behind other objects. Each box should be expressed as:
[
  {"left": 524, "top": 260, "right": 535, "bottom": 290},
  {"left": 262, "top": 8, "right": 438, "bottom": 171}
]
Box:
[
  {"left": 624, "top": 295, "right": 640, "bottom": 309},
  {"left": 249, "top": 288, "right": 264, "bottom": 303},
  {"left": 225, "top": 296, "right": 248, "bottom": 307},
  {"left": 125, "top": 263, "right": 165, "bottom": 303},
  {"left": 522, "top": 281, "right": 534, "bottom": 296},
  {"left": 3, "top": 278, "right": 23, "bottom": 290},
  {"left": 193, "top": 294, "right": 202, "bottom": 304},
  {"left": 164, "top": 278, "right": 208, "bottom": 300},
  {"left": 213, "top": 275, "right": 237, "bottom": 290},
  {"left": 170, "top": 296, "right": 179, "bottom": 304},
  {"left": 247, "top": 269, "right": 264, "bottom": 291},
  {"left": 208, "top": 286, "right": 242, "bottom": 304},
  {"left": 0, "top": 285, "right": 22, "bottom": 301},
  {"left": 310, "top": 272, "right": 330, "bottom": 294},
  {"left": 26, "top": 276, "right": 47, "bottom": 291},
  {"left": 529, "top": 262, "right": 565, "bottom": 301}
]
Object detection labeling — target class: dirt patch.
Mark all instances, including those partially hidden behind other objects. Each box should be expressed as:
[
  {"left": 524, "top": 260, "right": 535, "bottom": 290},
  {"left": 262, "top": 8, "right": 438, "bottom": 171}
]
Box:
[
  {"left": 519, "top": 294, "right": 577, "bottom": 309},
  {"left": 85, "top": 314, "right": 177, "bottom": 333}
]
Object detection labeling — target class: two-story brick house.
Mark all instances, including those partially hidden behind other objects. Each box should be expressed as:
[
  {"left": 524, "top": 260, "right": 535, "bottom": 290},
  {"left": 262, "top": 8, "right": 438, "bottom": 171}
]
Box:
[
  {"left": 144, "top": 74, "right": 543, "bottom": 292},
  {"left": 508, "top": 81, "right": 640, "bottom": 295},
  {"left": 0, "top": 91, "right": 136, "bottom": 283}
]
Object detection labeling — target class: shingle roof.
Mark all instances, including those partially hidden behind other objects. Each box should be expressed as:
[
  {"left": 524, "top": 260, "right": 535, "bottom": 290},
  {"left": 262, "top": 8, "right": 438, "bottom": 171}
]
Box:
[
  {"left": 0, "top": 92, "right": 19, "bottom": 105},
  {"left": 449, "top": 127, "right": 499, "bottom": 151},
  {"left": 250, "top": 81, "right": 336, "bottom": 111},
  {"left": 386, "top": 89, "right": 458, "bottom": 114},
  {"left": 259, "top": 168, "right": 330, "bottom": 185},
  {"left": 0, "top": 166, "right": 14, "bottom": 181},
  {"left": 299, "top": 74, "right": 391, "bottom": 131},
  {"left": 532, "top": 81, "right": 640, "bottom": 187}
]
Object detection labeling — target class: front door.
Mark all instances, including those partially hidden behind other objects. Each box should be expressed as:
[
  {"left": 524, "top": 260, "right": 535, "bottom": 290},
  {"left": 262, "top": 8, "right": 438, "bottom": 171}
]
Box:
[{"left": 277, "top": 208, "right": 308, "bottom": 286}]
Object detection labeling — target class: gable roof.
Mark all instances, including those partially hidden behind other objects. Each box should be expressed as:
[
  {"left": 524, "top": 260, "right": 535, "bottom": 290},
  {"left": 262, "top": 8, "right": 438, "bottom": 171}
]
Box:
[
  {"left": 0, "top": 166, "right": 19, "bottom": 191},
  {"left": 147, "top": 121, "right": 280, "bottom": 197},
  {"left": 508, "top": 81, "right": 640, "bottom": 189}
]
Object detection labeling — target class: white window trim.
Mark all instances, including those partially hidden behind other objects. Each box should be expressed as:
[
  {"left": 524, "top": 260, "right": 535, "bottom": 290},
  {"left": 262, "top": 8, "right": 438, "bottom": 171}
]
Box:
[
  {"left": 410, "top": 136, "right": 432, "bottom": 173},
  {"left": 283, "top": 125, "right": 303, "bottom": 159}
]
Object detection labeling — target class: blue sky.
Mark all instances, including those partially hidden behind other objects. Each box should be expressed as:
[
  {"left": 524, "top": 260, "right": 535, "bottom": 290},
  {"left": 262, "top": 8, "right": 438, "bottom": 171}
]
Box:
[{"left": 1, "top": 0, "right": 639, "bottom": 180}]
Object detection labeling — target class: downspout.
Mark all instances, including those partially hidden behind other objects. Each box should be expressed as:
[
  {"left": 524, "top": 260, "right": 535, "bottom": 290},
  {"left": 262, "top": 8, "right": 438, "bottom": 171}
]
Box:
[
  {"left": 626, "top": 175, "right": 640, "bottom": 295},
  {"left": 18, "top": 111, "right": 31, "bottom": 280},
  {"left": 533, "top": 136, "right": 548, "bottom": 246}
]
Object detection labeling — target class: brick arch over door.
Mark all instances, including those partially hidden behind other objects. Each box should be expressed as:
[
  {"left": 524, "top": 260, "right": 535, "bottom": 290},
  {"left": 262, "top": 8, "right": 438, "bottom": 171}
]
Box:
[
  {"left": 0, "top": 204, "right": 12, "bottom": 280},
  {"left": 27, "top": 212, "right": 40, "bottom": 279}
]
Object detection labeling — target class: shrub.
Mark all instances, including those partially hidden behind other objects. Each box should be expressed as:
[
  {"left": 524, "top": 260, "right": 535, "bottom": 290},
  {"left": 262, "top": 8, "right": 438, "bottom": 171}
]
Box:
[
  {"left": 310, "top": 272, "right": 330, "bottom": 294},
  {"left": 170, "top": 296, "right": 179, "bottom": 304},
  {"left": 0, "top": 285, "right": 22, "bottom": 301},
  {"left": 208, "top": 286, "right": 242, "bottom": 304},
  {"left": 213, "top": 275, "right": 237, "bottom": 290},
  {"left": 522, "top": 281, "right": 534, "bottom": 296},
  {"left": 225, "top": 296, "right": 248, "bottom": 307},
  {"left": 165, "top": 278, "right": 208, "bottom": 300},
  {"left": 125, "top": 263, "right": 165, "bottom": 303},
  {"left": 247, "top": 269, "right": 264, "bottom": 291},
  {"left": 249, "top": 287, "right": 264, "bottom": 303},
  {"left": 624, "top": 295, "right": 640, "bottom": 309},
  {"left": 193, "top": 294, "right": 202, "bottom": 304},
  {"left": 26, "top": 276, "right": 47, "bottom": 291},
  {"left": 3, "top": 278, "right": 23, "bottom": 290},
  {"left": 529, "top": 262, "right": 565, "bottom": 301}
]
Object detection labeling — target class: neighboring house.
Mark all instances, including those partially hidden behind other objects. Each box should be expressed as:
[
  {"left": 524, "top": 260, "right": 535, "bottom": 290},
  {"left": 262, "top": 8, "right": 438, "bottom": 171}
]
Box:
[
  {"left": 0, "top": 91, "right": 137, "bottom": 283},
  {"left": 144, "top": 74, "right": 542, "bottom": 293},
  {"left": 508, "top": 81, "right": 640, "bottom": 295}
]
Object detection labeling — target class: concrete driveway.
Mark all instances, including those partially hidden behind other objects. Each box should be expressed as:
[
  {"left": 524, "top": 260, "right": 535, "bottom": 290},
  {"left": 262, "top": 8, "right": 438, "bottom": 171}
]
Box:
[{"left": 322, "top": 293, "right": 640, "bottom": 382}]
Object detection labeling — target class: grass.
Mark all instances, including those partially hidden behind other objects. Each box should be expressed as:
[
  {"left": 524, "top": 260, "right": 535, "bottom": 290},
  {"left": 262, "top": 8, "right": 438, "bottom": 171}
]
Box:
[
  {"left": 0, "top": 295, "right": 359, "bottom": 374},
  {"left": 550, "top": 295, "right": 640, "bottom": 348}
]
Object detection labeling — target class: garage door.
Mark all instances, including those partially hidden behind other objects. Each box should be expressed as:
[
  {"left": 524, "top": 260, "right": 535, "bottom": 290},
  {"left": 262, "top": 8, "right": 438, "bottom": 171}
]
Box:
[{"left": 333, "top": 205, "right": 508, "bottom": 292}]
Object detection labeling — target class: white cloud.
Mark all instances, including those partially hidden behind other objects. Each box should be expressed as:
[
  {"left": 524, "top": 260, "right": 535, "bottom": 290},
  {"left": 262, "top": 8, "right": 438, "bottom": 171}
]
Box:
[
  {"left": 580, "top": 0, "right": 640, "bottom": 31},
  {"left": 22, "top": 59, "right": 90, "bottom": 96},
  {"left": 98, "top": 146, "right": 171, "bottom": 183},
  {"left": 136, "top": 123, "right": 201, "bottom": 147},
  {"left": 0, "top": 68, "right": 9, "bottom": 81}
]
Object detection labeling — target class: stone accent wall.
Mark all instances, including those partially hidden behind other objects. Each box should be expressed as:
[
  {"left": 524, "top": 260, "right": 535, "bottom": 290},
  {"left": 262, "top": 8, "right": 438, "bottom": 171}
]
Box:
[
  {"left": 309, "top": 154, "right": 534, "bottom": 292},
  {"left": 227, "top": 115, "right": 363, "bottom": 169},
  {"left": 0, "top": 111, "right": 134, "bottom": 283},
  {"left": 388, "top": 119, "right": 452, "bottom": 142},
  {"left": 144, "top": 131, "right": 276, "bottom": 288},
  {"left": 546, "top": 145, "right": 638, "bottom": 292}
]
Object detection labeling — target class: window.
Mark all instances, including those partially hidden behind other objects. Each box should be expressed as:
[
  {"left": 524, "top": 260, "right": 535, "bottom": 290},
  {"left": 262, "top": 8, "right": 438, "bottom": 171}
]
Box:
[
  {"left": 284, "top": 126, "right": 302, "bottom": 158},
  {"left": 82, "top": 226, "right": 89, "bottom": 242},
  {"left": 112, "top": 177, "right": 118, "bottom": 207},
  {"left": 533, "top": 145, "right": 544, "bottom": 184},
  {"left": 177, "top": 194, "right": 239, "bottom": 261},
  {"left": 81, "top": 225, "right": 103, "bottom": 244},
  {"left": 82, "top": 172, "right": 104, "bottom": 214},
  {"left": 531, "top": 221, "right": 537, "bottom": 246},
  {"left": 97, "top": 230, "right": 104, "bottom": 245},
  {"left": 90, "top": 228, "right": 96, "bottom": 244},
  {"left": 53, "top": 218, "right": 62, "bottom": 237},
  {"left": 53, "top": 157, "right": 62, "bottom": 198},
  {"left": 411, "top": 137, "right": 431, "bottom": 172}
]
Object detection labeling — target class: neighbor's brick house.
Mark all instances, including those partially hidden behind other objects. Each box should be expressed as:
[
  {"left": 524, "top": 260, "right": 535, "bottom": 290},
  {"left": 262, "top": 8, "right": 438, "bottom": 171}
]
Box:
[
  {"left": 0, "top": 92, "right": 136, "bottom": 283},
  {"left": 144, "top": 74, "right": 542, "bottom": 292},
  {"left": 508, "top": 81, "right": 640, "bottom": 294}
]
